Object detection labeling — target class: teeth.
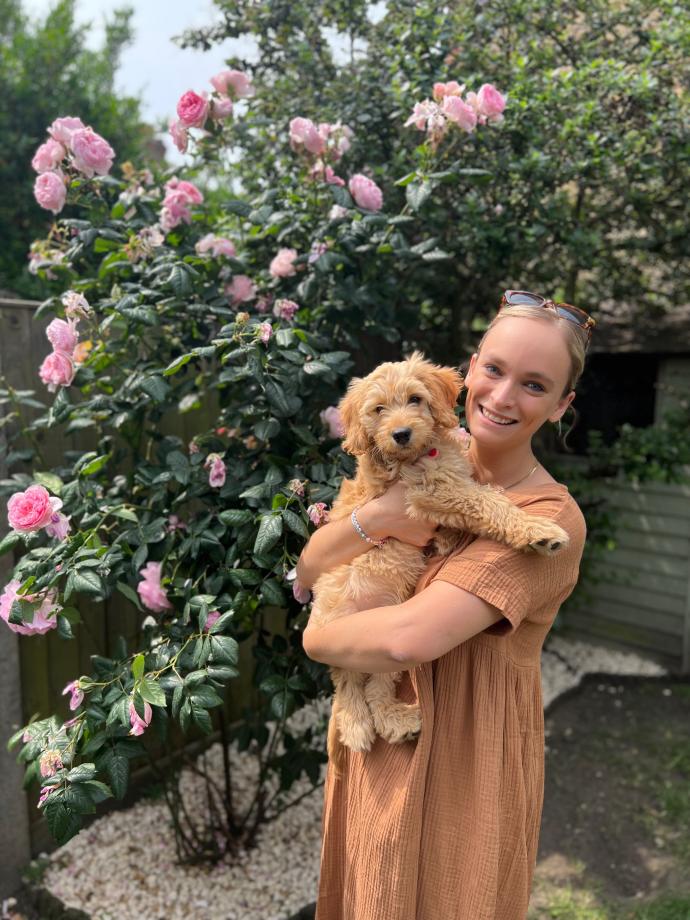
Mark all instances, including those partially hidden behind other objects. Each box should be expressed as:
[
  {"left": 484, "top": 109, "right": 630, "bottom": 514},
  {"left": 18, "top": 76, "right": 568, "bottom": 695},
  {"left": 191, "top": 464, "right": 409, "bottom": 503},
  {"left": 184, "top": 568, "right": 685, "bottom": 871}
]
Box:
[{"left": 481, "top": 406, "right": 515, "bottom": 425}]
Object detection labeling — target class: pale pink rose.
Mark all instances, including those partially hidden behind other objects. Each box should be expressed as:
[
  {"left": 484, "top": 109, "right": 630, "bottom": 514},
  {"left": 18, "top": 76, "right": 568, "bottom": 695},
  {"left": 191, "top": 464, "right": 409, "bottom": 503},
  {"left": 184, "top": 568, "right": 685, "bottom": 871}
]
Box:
[
  {"left": 307, "top": 502, "right": 329, "bottom": 526},
  {"left": 476, "top": 83, "right": 507, "bottom": 121},
  {"left": 34, "top": 171, "right": 66, "bottom": 214},
  {"left": 196, "top": 233, "right": 236, "bottom": 258},
  {"left": 136, "top": 561, "right": 173, "bottom": 614},
  {"left": 494, "top": 203, "right": 505, "bottom": 216},
  {"left": 210, "top": 69, "right": 254, "bottom": 99},
  {"left": 442, "top": 95, "right": 477, "bottom": 132},
  {"left": 204, "top": 610, "right": 221, "bottom": 631},
  {"left": 404, "top": 100, "right": 438, "bottom": 130},
  {"left": 204, "top": 453, "right": 227, "bottom": 488},
  {"left": 169, "top": 119, "right": 189, "bottom": 154},
  {"left": 0, "top": 580, "right": 60, "bottom": 636},
  {"left": 39, "top": 749, "right": 63, "bottom": 778},
  {"left": 288, "top": 479, "right": 305, "bottom": 497},
  {"left": 62, "top": 679, "right": 84, "bottom": 711},
  {"left": 70, "top": 128, "right": 115, "bottom": 178},
  {"left": 348, "top": 173, "right": 383, "bottom": 211},
  {"left": 308, "top": 242, "right": 328, "bottom": 264},
  {"left": 46, "top": 318, "right": 78, "bottom": 355},
  {"left": 325, "top": 165, "right": 345, "bottom": 186},
  {"left": 292, "top": 579, "right": 312, "bottom": 604},
  {"left": 176, "top": 90, "right": 209, "bottom": 128},
  {"left": 166, "top": 514, "right": 188, "bottom": 533},
  {"left": 273, "top": 299, "right": 299, "bottom": 321},
  {"left": 45, "top": 511, "right": 71, "bottom": 540},
  {"left": 39, "top": 350, "right": 75, "bottom": 391},
  {"left": 169, "top": 179, "right": 203, "bottom": 204},
  {"left": 61, "top": 290, "right": 91, "bottom": 319},
  {"left": 48, "top": 116, "right": 86, "bottom": 145},
  {"left": 7, "top": 485, "right": 61, "bottom": 532},
  {"left": 128, "top": 699, "right": 153, "bottom": 736},
  {"left": 329, "top": 204, "right": 349, "bottom": 220},
  {"left": 254, "top": 295, "right": 272, "bottom": 314},
  {"left": 258, "top": 322, "right": 272, "bottom": 344},
  {"left": 225, "top": 275, "right": 256, "bottom": 305},
  {"left": 32, "top": 139, "right": 66, "bottom": 174},
  {"left": 432, "top": 81, "right": 465, "bottom": 101},
  {"left": 320, "top": 406, "right": 344, "bottom": 438},
  {"left": 289, "top": 117, "right": 325, "bottom": 155},
  {"left": 269, "top": 247, "right": 298, "bottom": 278},
  {"left": 210, "top": 97, "right": 234, "bottom": 120},
  {"left": 37, "top": 786, "right": 54, "bottom": 808}
]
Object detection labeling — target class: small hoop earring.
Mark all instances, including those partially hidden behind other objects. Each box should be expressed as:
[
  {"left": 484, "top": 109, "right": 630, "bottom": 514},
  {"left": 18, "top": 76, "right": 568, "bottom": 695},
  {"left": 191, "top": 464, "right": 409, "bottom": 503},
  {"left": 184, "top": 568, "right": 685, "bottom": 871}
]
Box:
[{"left": 553, "top": 418, "right": 562, "bottom": 437}]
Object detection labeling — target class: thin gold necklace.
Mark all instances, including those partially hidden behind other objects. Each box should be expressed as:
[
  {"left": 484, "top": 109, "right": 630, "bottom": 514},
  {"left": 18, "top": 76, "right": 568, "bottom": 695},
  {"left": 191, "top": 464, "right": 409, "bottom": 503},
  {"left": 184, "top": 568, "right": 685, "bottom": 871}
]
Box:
[{"left": 502, "top": 462, "right": 539, "bottom": 492}]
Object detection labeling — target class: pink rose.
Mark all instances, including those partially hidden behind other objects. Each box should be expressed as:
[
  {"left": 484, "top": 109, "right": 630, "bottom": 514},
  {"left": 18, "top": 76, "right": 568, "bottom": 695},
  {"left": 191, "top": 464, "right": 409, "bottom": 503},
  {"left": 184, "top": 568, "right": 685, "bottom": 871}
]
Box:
[
  {"left": 307, "top": 502, "right": 329, "bottom": 526},
  {"left": 289, "top": 117, "right": 326, "bottom": 155},
  {"left": 269, "top": 247, "right": 298, "bottom": 278},
  {"left": 31, "top": 139, "right": 66, "bottom": 174},
  {"left": 442, "top": 95, "right": 478, "bottom": 133},
  {"left": 34, "top": 171, "right": 66, "bottom": 214},
  {"left": 210, "top": 69, "right": 254, "bottom": 99},
  {"left": 324, "top": 165, "right": 345, "bottom": 186},
  {"left": 204, "top": 453, "right": 227, "bottom": 488},
  {"left": 258, "top": 322, "right": 272, "bottom": 344},
  {"left": 48, "top": 116, "right": 86, "bottom": 145},
  {"left": 195, "top": 234, "right": 236, "bottom": 258},
  {"left": 273, "top": 299, "right": 299, "bottom": 321},
  {"left": 225, "top": 275, "right": 256, "bottom": 305},
  {"left": 46, "top": 318, "right": 78, "bottom": 355},
  {"left": 136, "top": 561, "right": 172, "bottom": 614},
  {"left": 404, "top": 100, "right": 438, "bottom": 131},
  {"left": 329, "top": 204, "right": 349, "bottom": 220},
  {"left": 176, "top": 90, "right": 209, "bottom": 128},
  {"left": 62, "top": 679, "right": 84, "bottom": 711},
  {"left": 348, "top": 174, "right": 383, "bottom": 211},
  {"left": 7, "top": 484, "right": 61, "bottom": 532},
  {"left": 169, "top": 179, "right": 203, "bottom": 204},
  {"left": 320, "top": 406, "right": 344, "bottom": 438},
  {"left": 61, "top": 291, "right": 91, "bottom": 319},
  {"left": 70, "top": 128, "right": 115, "bottom": 178},
  {"left": 308, "top": 242, "right": 328, "bottom": 264},
  {"left": 204, "top": 610, "right": 221, "bottom": 631},
  {"left": 432, "top": 81, "right": 465, "bottom": 101},
  {"left": 166, "top": 514, "right": 188, "bottom": 533},
  {"left": 45, "top": 511, "right": 71, "bottom": 541},
  {"left": 288, "top": 479, "right": 305, "bottom": 497},
  {"left": 39, "top": 350, "right": 75, "bottom": 391},
  {"left": 169, "top": 119, "right": 189, "bottom": 154},
  {"left": 129, "top": 699, "right": 153, "bottom": 737},
  {"left": 39, "top": 750, "right": 64, "bottom": 778},
  {"left": 476, "top": 83, "right": 507, "bottom": 121},
  {"left": 210, "top": 97, "right": 234, "bottom": 120},
  {"left": 160, "top": 178, "right": 204, "bottom": 232},
  {"left": 0, "top": 579, "right": 59, "bottom": 636}
]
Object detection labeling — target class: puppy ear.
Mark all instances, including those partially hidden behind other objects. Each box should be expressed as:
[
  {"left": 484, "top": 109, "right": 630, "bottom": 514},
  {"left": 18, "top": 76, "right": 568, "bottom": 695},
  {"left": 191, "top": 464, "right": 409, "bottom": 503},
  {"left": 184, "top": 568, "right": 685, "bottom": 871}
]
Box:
[
  {"left": 425, "top": 365, "right": 464, "bottom": 429},
  {"left": 338, "top": 377, "right": 370, "bottom": 455}
]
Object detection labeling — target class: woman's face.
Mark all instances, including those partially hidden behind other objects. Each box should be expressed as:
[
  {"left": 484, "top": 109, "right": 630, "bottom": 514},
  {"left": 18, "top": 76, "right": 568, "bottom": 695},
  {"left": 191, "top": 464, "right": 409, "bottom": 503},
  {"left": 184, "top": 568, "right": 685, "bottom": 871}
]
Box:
[{"left": 464, "top": 316, "right": 576, "bottom": 449}]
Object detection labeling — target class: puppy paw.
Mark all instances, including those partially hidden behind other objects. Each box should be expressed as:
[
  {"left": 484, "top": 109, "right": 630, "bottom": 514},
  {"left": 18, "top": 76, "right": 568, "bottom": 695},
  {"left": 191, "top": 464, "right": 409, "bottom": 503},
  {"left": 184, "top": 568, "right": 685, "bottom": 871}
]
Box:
[
  {"left": 524, "top": 518, "right": 570, "bottom": 555},
  {"left": 379, "top": 704, "right": 422, "bottom": 745},
  {"left": 338, "top": 715, "right": 377, "bottom": 753}
]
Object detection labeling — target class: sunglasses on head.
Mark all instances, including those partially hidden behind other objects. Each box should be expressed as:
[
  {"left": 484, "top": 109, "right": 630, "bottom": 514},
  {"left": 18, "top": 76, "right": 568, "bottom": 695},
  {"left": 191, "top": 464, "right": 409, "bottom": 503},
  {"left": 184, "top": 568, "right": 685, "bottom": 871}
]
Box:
[{"left": 499, "top": 290, "right": 596, "bottom": 342}]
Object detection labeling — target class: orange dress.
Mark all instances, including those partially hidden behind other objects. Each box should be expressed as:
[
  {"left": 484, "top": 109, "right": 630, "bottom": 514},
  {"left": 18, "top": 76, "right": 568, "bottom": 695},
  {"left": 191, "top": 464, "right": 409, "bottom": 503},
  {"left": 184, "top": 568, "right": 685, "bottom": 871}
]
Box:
[{"left": 315, "top": 484, "right": 586, "bottom": 920}]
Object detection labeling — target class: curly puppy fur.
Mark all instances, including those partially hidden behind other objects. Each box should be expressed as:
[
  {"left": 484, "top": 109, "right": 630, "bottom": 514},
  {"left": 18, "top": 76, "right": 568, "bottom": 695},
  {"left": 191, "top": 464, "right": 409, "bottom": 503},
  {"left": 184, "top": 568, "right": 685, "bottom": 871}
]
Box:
[{"left": 309, "top": 352, "right": 570, "bottom": 776}]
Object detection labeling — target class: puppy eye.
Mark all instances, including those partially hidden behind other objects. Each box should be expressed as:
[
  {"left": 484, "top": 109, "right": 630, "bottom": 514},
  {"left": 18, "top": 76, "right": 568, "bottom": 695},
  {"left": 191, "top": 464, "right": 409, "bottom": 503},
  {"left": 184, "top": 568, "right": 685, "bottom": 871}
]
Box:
[
  {"left": 408, "top": 395, "right": 422, "bottom": 405},
  {"left": 375, "top": 405, "right": 385, "bottom": 414}
]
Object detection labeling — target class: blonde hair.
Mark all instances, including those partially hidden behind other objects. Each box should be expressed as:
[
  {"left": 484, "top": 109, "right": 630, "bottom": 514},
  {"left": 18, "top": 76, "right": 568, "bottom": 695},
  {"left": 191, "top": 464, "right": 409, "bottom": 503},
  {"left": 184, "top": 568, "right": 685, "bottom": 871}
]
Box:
[{"left": 477, "top": 304, "right": 588, "bottom": 395}]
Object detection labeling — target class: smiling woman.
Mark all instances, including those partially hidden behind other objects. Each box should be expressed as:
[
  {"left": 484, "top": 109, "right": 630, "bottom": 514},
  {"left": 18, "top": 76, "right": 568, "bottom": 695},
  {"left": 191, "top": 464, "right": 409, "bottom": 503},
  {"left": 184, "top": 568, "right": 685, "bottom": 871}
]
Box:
[{"left": 298, "top": 295, "right": 593, "bottom": 920}]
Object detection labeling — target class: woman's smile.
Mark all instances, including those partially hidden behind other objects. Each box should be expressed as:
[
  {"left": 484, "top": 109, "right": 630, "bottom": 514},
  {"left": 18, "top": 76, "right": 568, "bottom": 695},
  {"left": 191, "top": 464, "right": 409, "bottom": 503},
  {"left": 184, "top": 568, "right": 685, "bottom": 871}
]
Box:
[{"left": 478, "top": 405, "right": 517, "bottom": 426}]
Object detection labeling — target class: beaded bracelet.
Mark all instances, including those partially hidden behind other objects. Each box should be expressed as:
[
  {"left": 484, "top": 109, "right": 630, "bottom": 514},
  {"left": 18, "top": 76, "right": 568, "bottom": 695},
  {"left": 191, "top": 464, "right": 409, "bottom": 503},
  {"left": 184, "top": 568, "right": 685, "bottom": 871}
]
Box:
[{"left": 351, "top": 507, "right": 387, "bottom": 547}]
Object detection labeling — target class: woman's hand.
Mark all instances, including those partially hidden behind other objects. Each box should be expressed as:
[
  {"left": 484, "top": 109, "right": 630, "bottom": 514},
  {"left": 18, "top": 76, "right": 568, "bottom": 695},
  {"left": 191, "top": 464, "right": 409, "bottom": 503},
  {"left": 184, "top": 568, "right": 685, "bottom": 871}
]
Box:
[{"left": 359, "top": 481, "right": 437, "bottom": 547}]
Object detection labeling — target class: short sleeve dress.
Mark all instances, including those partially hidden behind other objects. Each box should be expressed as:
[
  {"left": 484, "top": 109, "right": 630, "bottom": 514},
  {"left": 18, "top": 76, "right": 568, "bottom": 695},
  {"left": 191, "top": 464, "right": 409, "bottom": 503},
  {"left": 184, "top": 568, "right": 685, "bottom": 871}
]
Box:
[{"left": 314, "top": 483, "right": 586, "bottom": 920}]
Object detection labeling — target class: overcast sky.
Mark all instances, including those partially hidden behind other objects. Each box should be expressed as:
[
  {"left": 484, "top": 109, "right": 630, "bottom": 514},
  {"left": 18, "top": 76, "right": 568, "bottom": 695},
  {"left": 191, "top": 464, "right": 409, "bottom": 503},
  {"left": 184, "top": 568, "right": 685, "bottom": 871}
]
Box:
[{"left": 24, "top": 0, "right": 258, "bottom": 162}]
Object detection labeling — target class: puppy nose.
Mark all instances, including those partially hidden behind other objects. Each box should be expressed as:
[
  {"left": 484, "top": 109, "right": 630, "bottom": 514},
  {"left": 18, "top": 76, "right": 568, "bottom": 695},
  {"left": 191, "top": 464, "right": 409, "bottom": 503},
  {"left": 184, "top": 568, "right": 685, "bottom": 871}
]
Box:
[{"left": 392, "top": 427, "right": 412, "bottom": 445}]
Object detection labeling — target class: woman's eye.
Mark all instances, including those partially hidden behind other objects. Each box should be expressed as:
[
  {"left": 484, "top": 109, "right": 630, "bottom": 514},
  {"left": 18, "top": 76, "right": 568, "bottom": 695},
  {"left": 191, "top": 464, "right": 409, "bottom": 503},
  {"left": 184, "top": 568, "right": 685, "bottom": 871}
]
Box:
[
  {"left": 408, "top": 395, "right": 422, "bottom": 405},
  {"left": 526, "top": 382, "right": 545, "bottom": 392},
  {"left": 484, "top": 364, "right": 500, "bottom": 375}
]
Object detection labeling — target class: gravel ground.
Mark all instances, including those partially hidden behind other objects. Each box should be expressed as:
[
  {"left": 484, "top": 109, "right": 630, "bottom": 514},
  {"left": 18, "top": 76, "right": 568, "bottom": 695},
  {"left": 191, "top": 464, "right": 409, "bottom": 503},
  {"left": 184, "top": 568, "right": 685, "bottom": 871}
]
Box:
[{"left": 35, "top": 636, "right": 667, "bottom": 920}]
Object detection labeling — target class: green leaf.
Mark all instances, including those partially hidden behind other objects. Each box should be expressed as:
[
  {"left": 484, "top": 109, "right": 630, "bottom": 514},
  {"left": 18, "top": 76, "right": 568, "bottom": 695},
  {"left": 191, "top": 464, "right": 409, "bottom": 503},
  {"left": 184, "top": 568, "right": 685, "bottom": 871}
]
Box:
[
  {"left": 219, "top": 509, "right": 253, "bottom": 526},
  {"left": 103, "top": 752, "right": 129, "bottom": 800},
  {"left": 259, "top": 674, "right": 285, "bottom": 695},
  {"left": 254, "top": 418, "right": 280, "bottom": 440},
  {"left": 33, "top": 472, "right": 64, "bottom": 494},
  {"left": 132, "top": 654, "right": 145, "bottom": 681},
  {"left": 190, "top": 685, "right": 223, "bottom": 708},
  {"left": 254, "top": 515, "right": 283, "bottom": 554},
  {"left": 406, "top": 180, "right": 434, "bottom": 211},
  {"left": 0, "top": 532, "right": 21, "bottom": 557},
  {"left": 224, "top": 199, "right": 252, "bottom": 217},
  {"left": 138, "top": 679, "right": 166, "bottom": 708},
  {"left": 111, "top": 507, "right": 138, "bottom": 523},
  {"left": 80, "top": 453, "right": 111, "bottom": 477},
  {"left": 261, "top": 578, "right": 286, "bottom": 607},
  {"left": 72, "top": 570, "right": 104, "bottom": 596},
  {"left": 302, "top": 361, "right": 332, "bottom": 376},
  {"left": 140, "top": 376, "right": 170, "bottom": 403},
  {"left": 330, "top": 185, "right": 353, "bottom": 208},
  {"left": 191, "top": 706, "right": 213, "bottom": 734},
  {"left": 163, "top": 353, "right": 193, "bottom": 376},
  {"left": 270, "top": 690, "right": 296, "bottom": 721},
  {"left": 209, "top": 635, "right": 239, "bottom": 665},
  {"left": 116, "top": 581, "right": 142, "bottom": 610},
  {"left": 264, "top": 380, "right": 302, "bottom": 418},
  {"left": 66, "top": 763, "right": 97, "bottom": 783},
  {"left": 57, "top": 615, "right": 73, "bottom": 639},
  {"left": 283, "top": 509, "right": 309, "bottom": 539},
  {"left": 168, "top": 264, "right": 192, "bottom": 298},
  {"left": 44, "top": 800, "right": 82, "bottom": 844}
]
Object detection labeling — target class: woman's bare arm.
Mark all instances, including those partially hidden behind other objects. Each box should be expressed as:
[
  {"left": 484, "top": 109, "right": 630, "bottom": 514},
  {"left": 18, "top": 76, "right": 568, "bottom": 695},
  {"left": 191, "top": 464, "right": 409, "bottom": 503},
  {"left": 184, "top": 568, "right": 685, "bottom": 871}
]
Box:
[{"left": 295, "top": 482, "right": 438, "bottom": 589}]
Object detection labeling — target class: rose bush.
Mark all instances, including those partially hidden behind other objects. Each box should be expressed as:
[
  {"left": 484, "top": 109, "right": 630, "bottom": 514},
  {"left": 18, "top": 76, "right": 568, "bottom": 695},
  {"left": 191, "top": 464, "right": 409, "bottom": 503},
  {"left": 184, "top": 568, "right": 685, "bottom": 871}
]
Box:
[{"left": 2, "top": 63, "right": 504, "bottom": 858}]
